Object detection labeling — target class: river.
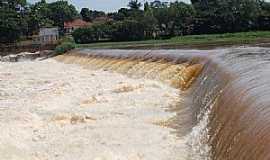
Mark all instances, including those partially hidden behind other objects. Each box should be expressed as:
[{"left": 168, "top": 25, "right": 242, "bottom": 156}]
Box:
[{"left": 1, "top": 47, "right": 270, "bottom": 160}]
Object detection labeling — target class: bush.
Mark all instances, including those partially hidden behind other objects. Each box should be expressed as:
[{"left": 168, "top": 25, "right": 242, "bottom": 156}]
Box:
[
  {"left": 72, "top": 23, "right": 110, "bottom": 44},
  {"left": 55, "top": 42, "right": 75, "bottom": 54},
  {"left": 72, "top": 23, "right": 111, "bottom": 44},
  {"left": 72, "top": 27, "right": 98, "bottom": 44},
  {"left": 60, "top": 36, "right": 75, "bottom": 43},
  {"left": 72, "top": 20, "right": 145, "bottom": 44}
]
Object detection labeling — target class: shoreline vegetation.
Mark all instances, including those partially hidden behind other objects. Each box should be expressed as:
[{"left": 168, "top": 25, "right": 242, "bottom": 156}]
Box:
[
  {"left": 52, "top": 31, "right": 270, "bottom": 54},
  {"left": 73, "top": 31, "right": 270, "bottom": 49}
]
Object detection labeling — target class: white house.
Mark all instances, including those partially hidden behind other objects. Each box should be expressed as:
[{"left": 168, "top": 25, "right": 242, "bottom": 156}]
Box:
[{"left": 38, "top": 27, "right": 59, "bottom": 44}]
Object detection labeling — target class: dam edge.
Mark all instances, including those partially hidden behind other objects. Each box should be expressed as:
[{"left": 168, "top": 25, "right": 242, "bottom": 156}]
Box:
[{"left": 55, "top": 48, "right": 270, "bottom": 160}]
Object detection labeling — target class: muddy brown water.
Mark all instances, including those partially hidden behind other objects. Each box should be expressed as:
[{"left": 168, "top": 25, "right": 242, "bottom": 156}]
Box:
[
  {"left": 1, "top": 47, "right": 269, "bottom": 159},
  {"left": 54, "top": 47, "right": 270, "bottom": 160}
]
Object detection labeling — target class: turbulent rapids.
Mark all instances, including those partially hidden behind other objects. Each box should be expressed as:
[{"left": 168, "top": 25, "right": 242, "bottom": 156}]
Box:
[
  {"left": 1, "top": 47, "right": 270, "bottom": 160},
  {"left": 56, "top": 48, "right": 270, "bottom": 160},
  {"left": 55, "top": 50, "right": 204, "bottom": 91}
]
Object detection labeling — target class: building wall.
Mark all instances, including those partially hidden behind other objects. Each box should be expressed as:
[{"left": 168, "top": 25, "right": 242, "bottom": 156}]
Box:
[{"left": 39, "top": 28, "right": 59, "bottom": 44}]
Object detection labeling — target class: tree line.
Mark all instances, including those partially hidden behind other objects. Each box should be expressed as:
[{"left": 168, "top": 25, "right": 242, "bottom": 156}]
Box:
[
  {"left": 73, "top": 0, "right": 270, "bottom": 43},
  {"left": 1, "top": 0, "right": 270, "bottom": 44}
]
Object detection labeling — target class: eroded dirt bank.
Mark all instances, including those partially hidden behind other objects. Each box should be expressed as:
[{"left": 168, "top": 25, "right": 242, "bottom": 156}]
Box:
[{"left": 0, "top": 59, "right": 190, "bottom": 160}]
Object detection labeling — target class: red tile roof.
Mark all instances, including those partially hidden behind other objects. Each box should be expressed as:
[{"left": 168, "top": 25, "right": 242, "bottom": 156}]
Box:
[{"left": 64, "top": 19, "right": 90, "bottom": 28}]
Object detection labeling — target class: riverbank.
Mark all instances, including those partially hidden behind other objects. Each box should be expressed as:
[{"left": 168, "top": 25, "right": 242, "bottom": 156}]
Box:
[
  {"left": 0, "top": 50, "right": 55, "bottom": 62},
  {"left": 0, "top": 43, "right": 57, "bottom": 56},
  {"left": 76, "top": 31, "right": 270, "bottom": 49}
]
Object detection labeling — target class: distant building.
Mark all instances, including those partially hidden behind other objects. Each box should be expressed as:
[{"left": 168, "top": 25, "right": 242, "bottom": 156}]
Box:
[
  {"left": 38, "top": 27, "right": 59, "bottom": 44},
  {"left": 64, "top": 19, "right": 90, "bottom": 34}
]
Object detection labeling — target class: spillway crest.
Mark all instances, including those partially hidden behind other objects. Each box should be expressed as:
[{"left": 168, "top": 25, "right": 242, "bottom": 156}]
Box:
[{"left": 55, "top": 48, "right": 270, "bottom": 160}]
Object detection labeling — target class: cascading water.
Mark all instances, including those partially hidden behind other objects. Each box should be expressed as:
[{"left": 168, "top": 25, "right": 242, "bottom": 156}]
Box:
[{"left": 55, "top": 47, "right": 270, "bottom": 160}]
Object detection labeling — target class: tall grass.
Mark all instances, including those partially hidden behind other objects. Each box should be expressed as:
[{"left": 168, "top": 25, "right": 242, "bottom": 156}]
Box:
[{"left": 76, "top": 31, "right": 270, "bottom": 49}]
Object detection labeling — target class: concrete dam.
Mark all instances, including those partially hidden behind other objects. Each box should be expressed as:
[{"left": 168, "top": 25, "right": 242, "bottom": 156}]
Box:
[{"left": 0, "top": 47, "right": 269, "bottom": 160}]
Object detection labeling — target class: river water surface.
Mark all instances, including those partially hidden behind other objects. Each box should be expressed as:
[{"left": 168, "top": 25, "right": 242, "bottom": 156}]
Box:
[
  {"left": 2, "top": 47, "right": 270, "bottom": 160},
  {"left": 0, "top": 59, "right": 203, "bottom": 160}
]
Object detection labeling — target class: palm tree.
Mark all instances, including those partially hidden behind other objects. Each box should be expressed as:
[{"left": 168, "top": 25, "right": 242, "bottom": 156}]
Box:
[{"left": 128, "top": 0, "right": 142, "bottom": 10}]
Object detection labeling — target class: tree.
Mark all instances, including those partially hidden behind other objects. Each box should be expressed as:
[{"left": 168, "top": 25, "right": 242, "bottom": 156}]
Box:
[
  {"left": 151, "top": 2, "right": 171, "bottom": 37},
  {"left": 111, "top": 20, "right": 145, "bottom": 41},
  {"left": 144, "top": 2, "right": 150, "bottom": 12},
  {"left": 150, "top": 0, "right": 167, "bottom": 8},
  {"left": 72, "top": 27, "right": 99, "bottom": 43},
  {"left": 0, "top": 9, "right": 22, "bottom": 43},
  {"left": 72, "top": 23, "right": 112, "bottom": 43},
  {"left": 128, "top": 0, "right": 142, "bottom": 10},
  {"left": 112, "top": 8, "right": 132, "bottom": 21},
  {"left": 80, "top": 8, "right": 105, "bottom": 22},
  {"left": 190, "top": 0, "right": 209, "bottom": 13},
  {"left": 258, "top": 1, "right": 270, "bottom": 30},
  {"left": 168, "top": 2, "right": 195, "bottom": 35},
  {"left": 48, "top": 1, "right": 78, "bottom": 31},
  {"left": 0, "top": 0, "right": 27, "bottom": 43},
  {"left": 27, "top": 0, "right": 53, "bottom": 35},
  {"left": 142, "top": 8, "right": 158, "bottom": 39},
  {"left": 0, "top": 0, "right": 26, "bottom": 9},
  {"left": 81, "top": 8, "right": 92, "bottom": 21},
  {"left": 191, "top": 0, "right": 261, "bottom": 33}
]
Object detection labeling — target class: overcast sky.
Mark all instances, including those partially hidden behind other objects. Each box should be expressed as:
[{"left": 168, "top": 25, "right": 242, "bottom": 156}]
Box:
[{"left": 27, "top": 0, "right": 191, "bottom": 12}]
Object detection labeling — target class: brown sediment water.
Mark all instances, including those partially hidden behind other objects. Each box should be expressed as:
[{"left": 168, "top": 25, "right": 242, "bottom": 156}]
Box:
[
  {"left": 54, "top": 48, "right": 270, "bottom": 160},
  {"left": 55, "top": 51, "right": 202, "bottom": 91},
  {"left": 1, "top": 48, "right": 270, "bottom": 159}
]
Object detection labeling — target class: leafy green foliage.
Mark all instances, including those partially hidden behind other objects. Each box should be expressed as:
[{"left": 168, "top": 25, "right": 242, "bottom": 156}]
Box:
[
  {"left": 2, "top": 0, "right": 270, "bottom": 44},
  {"left": 110, "top": 20, "right": 145, "bottom": 41},
  {"left": 55, "top": 42, "right": 75, "bottom": 54},
  {"left": 191, "top": 0, "right": 262, "bottom": 33},
  {"left": 0, "top": 0, "right": 26, "bottom": 43},
  {"left": 48, "top": 1, "right": 78, "bottom": 31},
  {"left": 60, "top": 36, "right": 75, "bottom": 44},
  {"left": 258, "top": 1, "right": 270, "bottom": 30},
  {"left": 80, "top": 8, "right": 105, "bottom": 22},
  {"left": 141, "top": 10, "right": 158, "bottom": 39},
  {"left": 150, "top": 1, "right": 195, "bottom": 36},
  {"left": 72, "top": 27, "right": 99, "bottom": 44},
  {"left": 80, "top": 8, "right": 92, "bottom": 22},
  {"left": 26, "top": 0, "right": 54, "bottom": 35},
  {"left": 0, "top": 0, "right": 78, "bottom": 43},
  {"left": 0, "top": 10, "right": 21, "bottom": 43},
  {"left": 128, "top": 0, "right": 142, "bottom": 10},
  {"left": 72, "top": 20, "right": 145, "bottom": 43},
  {"left": 72, "top": 23, "right": 111, "bottom": 43}
]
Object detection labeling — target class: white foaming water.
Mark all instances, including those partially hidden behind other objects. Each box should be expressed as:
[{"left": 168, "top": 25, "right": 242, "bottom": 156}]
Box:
[
  {"left": 0, "top": 59, "right": 211, "bottom": 160},
  {"left": 186, "top": 106, "right": 212, "bottom": 160}
]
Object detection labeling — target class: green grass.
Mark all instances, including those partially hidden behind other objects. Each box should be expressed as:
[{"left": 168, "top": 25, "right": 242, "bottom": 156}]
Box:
[{"left": 75, "top": 31, "right": 270, "bottom": 49}]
